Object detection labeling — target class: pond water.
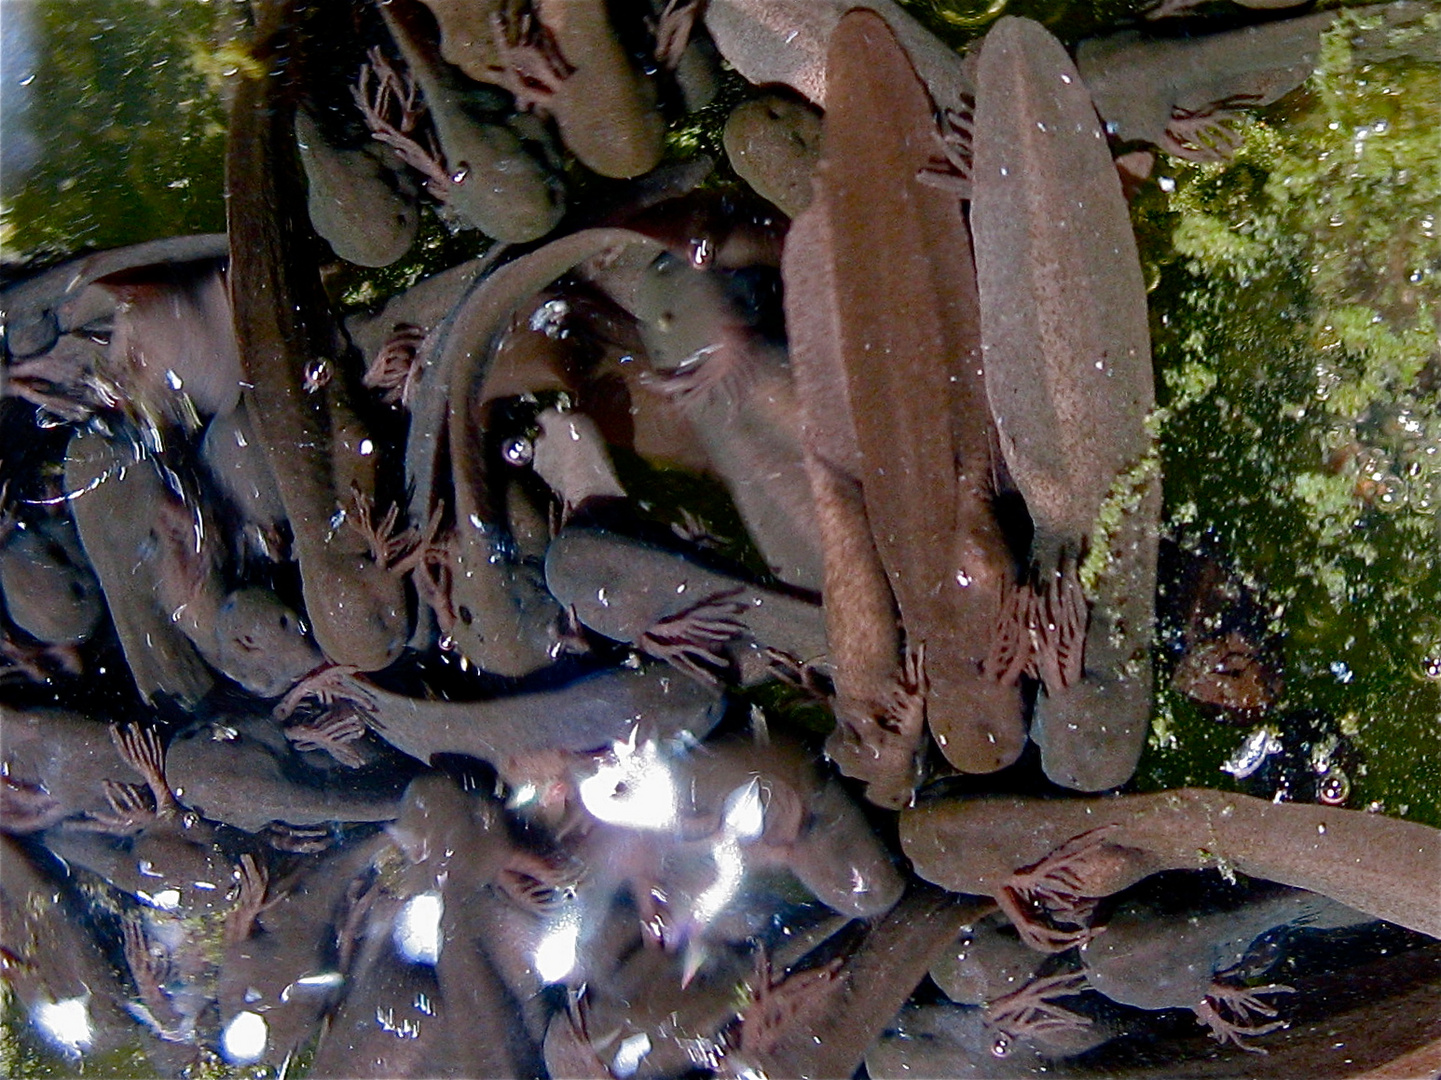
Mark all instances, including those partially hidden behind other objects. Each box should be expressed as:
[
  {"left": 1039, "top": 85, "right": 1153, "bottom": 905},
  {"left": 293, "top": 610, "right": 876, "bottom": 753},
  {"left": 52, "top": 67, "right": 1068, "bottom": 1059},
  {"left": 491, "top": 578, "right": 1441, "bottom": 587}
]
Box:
[{"left": 2, "top": 0, "right": 1439, "bottom": 1077}]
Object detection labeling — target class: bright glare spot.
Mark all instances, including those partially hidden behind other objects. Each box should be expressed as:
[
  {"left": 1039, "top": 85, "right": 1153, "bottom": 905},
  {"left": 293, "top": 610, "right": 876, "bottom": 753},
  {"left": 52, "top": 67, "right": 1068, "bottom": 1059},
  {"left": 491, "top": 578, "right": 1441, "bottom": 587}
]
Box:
[
  {"left": 283, "top": 971, "right": 344, "bottom": 1002},
  {"left": 33, "top": 997, "right": 93, "bottom": 1057},
  {"left": 690, "top": 838, "right": 744, "bottom": 930},
  {"left": 508, "top": 782, "right": 540, "bottom": 809},
  {"left": 693, "top": 781, "right": 767, "bottom": 931},
  {"left": 721, "top": 779, "right": 765, "bottom": 842},
  {"left": 578, "top": 737, "right": 677, "bottom": 830},
  {"left": 221, "top": 1010, "right": 268, "bottom": 1064},
  {"left": 611, "top": 1032, "right": 653, "bottom": 1078},
  {"left": 394, "top": 891, "right": 444, "bottom": 965},
  {"left": 149, "top": 889, "right": 181, "bottom": 910},
  {"left": 534, "top": 915, "right": 580, "bottom": 984}
]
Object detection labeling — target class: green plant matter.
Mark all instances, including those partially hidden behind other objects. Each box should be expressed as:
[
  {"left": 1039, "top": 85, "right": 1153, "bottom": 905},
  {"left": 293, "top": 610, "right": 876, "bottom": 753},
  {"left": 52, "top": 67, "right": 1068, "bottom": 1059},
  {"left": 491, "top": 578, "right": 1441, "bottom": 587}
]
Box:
[
  {"left": 1136, "top": 6, "right": 1441, "bottom": 824},
  {"left": 0, "top": 1, "right": 242, "bottom": 262}
]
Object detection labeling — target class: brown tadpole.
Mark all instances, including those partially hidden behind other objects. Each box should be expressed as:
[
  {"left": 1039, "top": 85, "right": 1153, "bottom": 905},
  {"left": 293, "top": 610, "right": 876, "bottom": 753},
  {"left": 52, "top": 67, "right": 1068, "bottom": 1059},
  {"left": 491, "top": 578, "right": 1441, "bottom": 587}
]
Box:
[
  {"left": 901, "top": 789, "right": 1441, "bottom": 953},
  {"left": 226, "top": 0, "right": 408, "bottom": 673},
  {"left": 412, "top": 227, "right": 664, "bottom": 675},
  {"left": 970, "top": 15, "right": 1160, "bottom": 793},
  {"left": 783, "top": 8, "right": 1026, "bottom": 795},
  {"left": 728, "top": 883, "right": 994, "bottom": 1080}
]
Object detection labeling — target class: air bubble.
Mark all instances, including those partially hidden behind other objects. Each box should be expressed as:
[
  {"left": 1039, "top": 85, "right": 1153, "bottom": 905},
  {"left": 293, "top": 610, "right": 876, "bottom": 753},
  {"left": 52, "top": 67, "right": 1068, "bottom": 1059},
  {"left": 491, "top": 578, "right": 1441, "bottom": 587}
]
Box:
[
  {"left": 501, "top": 436, "right": 533, "bottom": 467},
  {"left": 1318, "top": 768, "right": 1351, "bottom": 806}
]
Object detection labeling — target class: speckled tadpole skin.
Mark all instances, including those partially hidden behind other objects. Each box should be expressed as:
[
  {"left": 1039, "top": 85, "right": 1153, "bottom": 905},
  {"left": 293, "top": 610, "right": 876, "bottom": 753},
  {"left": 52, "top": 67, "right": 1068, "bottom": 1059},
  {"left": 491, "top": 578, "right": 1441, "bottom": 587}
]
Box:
[
  {"left": 434, "top": 229, "right": 663, "bottom": 675},
  {"left": 785, "top": 9, "right": 1025, "bottom": 782},
  {"left": 971, "top": 16, "right": 1159, "bottom": 792},
  {"left": 901, "top": 788, "right": 1441, "bottom": 941},
  {"left": 226, "top": 0, "right": 407, "bottom": 673}
]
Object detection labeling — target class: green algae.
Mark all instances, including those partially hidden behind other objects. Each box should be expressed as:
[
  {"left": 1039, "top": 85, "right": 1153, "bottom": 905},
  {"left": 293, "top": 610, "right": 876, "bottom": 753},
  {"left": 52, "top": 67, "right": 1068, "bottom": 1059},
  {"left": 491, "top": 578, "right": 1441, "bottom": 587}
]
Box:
[
  {"left": 0, "top": 1, "right": 243, "bottom": 263},
  {"left": 1134, "top": 6, "right": 1441, "bottom": 825}
]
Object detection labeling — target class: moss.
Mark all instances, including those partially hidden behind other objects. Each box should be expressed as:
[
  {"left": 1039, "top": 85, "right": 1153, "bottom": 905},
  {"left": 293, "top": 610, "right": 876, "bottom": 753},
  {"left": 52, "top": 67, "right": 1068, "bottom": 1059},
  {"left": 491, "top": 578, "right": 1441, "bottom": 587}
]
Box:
[
  {"left": 1081, "top": 439, "right": 1161, "bottom": 596},
  {"left": 1136, "top": 8, "right": 1441, "bottom": 824}
]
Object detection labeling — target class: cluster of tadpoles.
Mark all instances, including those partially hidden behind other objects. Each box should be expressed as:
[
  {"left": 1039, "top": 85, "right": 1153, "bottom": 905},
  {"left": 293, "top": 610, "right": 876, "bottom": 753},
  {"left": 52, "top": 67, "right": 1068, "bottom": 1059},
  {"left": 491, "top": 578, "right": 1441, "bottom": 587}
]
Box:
[{"left": 2, "top": 0, "right": 1439, "bottom": 1075}]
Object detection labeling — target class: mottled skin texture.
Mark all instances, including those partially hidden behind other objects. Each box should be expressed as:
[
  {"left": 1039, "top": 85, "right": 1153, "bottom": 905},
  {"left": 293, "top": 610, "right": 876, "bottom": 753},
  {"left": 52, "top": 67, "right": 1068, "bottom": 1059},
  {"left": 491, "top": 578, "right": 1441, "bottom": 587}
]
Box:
[
  {"left": 295, "top": 107, "right": 418, "bottom": 268},
  {"left": 0, "top": 513, "right": 102, "bottom": 645},
  {"left": 784, "top": 10, "right": 1026, "bottom": 790},
  {"left": 1079, "top": 11, "right": 1344, "bottom": 162},
  {"left": 633, "top": 254, "right": 825, "bottom": 592},
  {"left": 64, "top": 431, "right": 214, "bottom": 705},
  {"left": 901, "top": 789, "right": 1441, "bottom": 950},
  {"left": 227, "top": 3, "right": 408, "bottom": 673},
  {"left": 545, "top": 526, "right": 828, "bottom": 687},
  {"left": 971, "top": 16, "right": 1159, "bottom": 792},
  {"left": 533, "top": 0, "right": 665, "bottom": 179},
  {"left": 1082, "top": 886, "right": 1372, "bottom": 1048},
  {"left": 723, "top": 94, "right": 823, "bottom": 218},
  {"left": 376, "top": 0, "right": 565, "bottom": 242}
]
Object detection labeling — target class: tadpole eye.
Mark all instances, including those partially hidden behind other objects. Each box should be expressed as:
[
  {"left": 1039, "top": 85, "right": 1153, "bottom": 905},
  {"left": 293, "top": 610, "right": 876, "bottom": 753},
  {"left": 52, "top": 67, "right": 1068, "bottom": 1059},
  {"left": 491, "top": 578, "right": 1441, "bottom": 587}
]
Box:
[{"left": 501, "top": 435, "right": 534, "bottom": 467}]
